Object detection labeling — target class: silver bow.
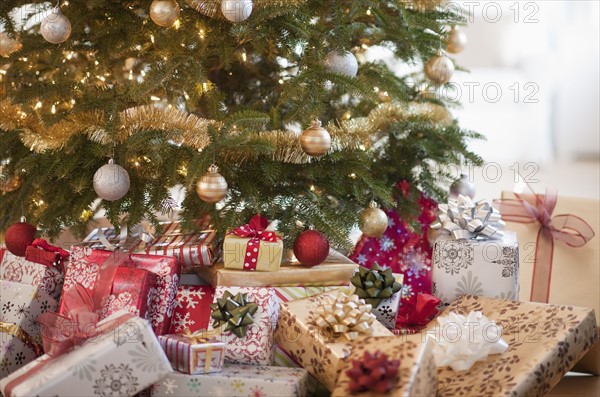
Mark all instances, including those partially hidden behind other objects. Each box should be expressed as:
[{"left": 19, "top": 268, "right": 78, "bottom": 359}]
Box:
[{"left": 430, "top": 195, "right": 505, "bottom": 240}]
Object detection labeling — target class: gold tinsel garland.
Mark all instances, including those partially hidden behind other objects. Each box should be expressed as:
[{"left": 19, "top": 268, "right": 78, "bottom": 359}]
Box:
[{"left": 185, "top": 0, "right": 307, "bottom": 20}]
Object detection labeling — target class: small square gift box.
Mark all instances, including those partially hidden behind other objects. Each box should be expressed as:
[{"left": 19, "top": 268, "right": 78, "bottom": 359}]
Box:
[
  {"left": 208, "top": 287, "right": 280, "bottom": 365},
  {"left": 430, "top": 195, "right": 519, "bottom": 305},
  {"left": 158, "top": 329, "right": 225, "bottom": 374},
  {"left": 223, "top": 214, "right": 283, "bottom": 272}
]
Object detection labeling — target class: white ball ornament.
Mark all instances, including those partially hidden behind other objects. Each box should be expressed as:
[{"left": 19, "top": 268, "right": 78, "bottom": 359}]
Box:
[
  {"left": 221, "top": 0, "right": 253, "bottom": 23},
  {"left": 149, "top": 0, "right": 181, "bottom": 28},
  {"left": 93, "top": 159, "right": 130, "bottom": 201},
  {"left": 40, "top": 7, "right": 72, "bottom": 44},
  {"left": 324, "top": 50, "right": 359, "bottom": 78}
]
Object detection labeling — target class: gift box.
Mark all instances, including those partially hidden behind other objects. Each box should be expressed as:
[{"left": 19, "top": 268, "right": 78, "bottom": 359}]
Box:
[
  {"left": 208, "top": 287, "right": 280, "bottom": 365},
  {"left": 275, "top": 290, "right": 393, "bottom": 391},
  {"left": 498, "top": 189, "right": 599, "bottom": 374},
  {"left": 332, "top": 334, "right": 437, "bottom": 397},
  {"left": 150, "top": 364, "right": 308, "bottom": 397},
  {"left": 197, "top": 250, "right": 357, "bottom": 287},
  {"left": 424, "top": 295, "right": 599, "bottom": 396},
  {"left": 274, "top": 286, "right": 342, "bottom": 304},
  {"left": 0, "top": 249, "right": 63, "bottom": 300},
  {"left": 158, "top": 332, "right": 225, "bottom": 374},
  {"left": 0, "top": 280, "right": 58, "bottom": 378},
  {"left": 169, "top": 285, "right": 215, "bottom": 334},
  {"left": 0, "top": 312, "right": 172, "bottom": 397},
  {"left": 62, "top": 247, "right": 180, "bottom": 335}
]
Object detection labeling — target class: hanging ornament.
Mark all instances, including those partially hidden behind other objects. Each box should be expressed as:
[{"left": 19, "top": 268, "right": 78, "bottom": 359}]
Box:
[
  {"left": 300, "top": 119, "right": 331, "bottom": 157},
  {"left": 449, "top": 174, "right": 476, "bottom": 199},
  {"left": 40, "top": 7, "right": 72, "bottom": 44},
  {"left": 359, "top": 201, "right": 388, "bottom": 238},
  {"left": 0, "top": 32, "right": 22, "bottom": 57},
  {"left": 424, "top": 52, "right": 454, "bottom": 85},
  {"left": 5, "top": 216, "right": 37, "bottom": 257},
  {"left": 93, "top": 159, "right": 130, "bottom": 201},
  {"left": 293, "top": 229, "right": 330, "bottom": 266},
  {"left": 221, "top": 0, "right": 253, "bottom": 23},
  {"left": 196, "top": 164, "right": 228, "bottom": 203},
  {"left": 149, "top": 0, "right": 181, "bottom": 28},
  {"left": 0, "top": 163, "right": 21, "bottom": 193},
  {"left": 324, "top": 50, "right": 359, "bottom": 78},
  {"left": 446, "top": 26, "right": 467, "bottom": 54}
]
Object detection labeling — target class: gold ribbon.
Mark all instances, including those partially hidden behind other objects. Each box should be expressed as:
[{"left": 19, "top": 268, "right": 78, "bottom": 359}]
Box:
[
  {"left": 313, "top": 292, "right": 376, "bottom": 341},
  {"left": 180, "top": 328, "right": 221, "bottom": 373},
  {"left": 0, "top": 322, "right": 43, "bottom": 357}
]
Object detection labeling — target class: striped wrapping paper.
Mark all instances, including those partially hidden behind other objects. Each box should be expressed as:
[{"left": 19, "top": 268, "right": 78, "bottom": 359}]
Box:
[
  {"left": 158, "top": 334, "right": 225, "bottom": 374},
  {"left": 274, "top": 286, "right": 343, "bottom": 304}
]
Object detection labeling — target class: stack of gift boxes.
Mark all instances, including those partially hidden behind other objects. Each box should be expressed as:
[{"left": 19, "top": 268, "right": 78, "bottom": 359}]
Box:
[{"left": 0, "top": 187, "right": 598, "bottom": 397}]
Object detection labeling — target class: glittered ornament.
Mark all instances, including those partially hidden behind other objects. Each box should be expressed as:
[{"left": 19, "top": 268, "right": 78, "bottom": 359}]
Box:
[
  {"left": 93, "top": 159, "right": 130, "bottom": 201},
  {"left": 196, "top": 164, "right": 228, "bottom": 203},
  {"left": 221, "top": 0, "right": 253, "bottom": 23},
  {"left": 359, "top": 201, "right": 388, "bottom": 238},
  {"left": 449, "top": 174, "right": 476, "bottom": 199},
  {"left": 300, "top": 119, "right": 331, "bottom": 157},
  {"left": 446, "top": 26, "right": 467, "bottom": 54},
  {"left": 149, "top": 0, "right": 181, "bottom": 28},
  {"left": 293, "top": 229, "right": 330, "bottom": 266},
  {"left": 425, "top": 52, "right": 454, "bottom": 85},
  {"left": 40, "top": 7, "right": 72, "bottom": 44},
  {"left": 5, "top": 216, "right": 37, "bottom": 257},
  {"left": 0, "top": 32, "right": 22, "bottom": 57},
  {"left": 324, "top": 50, "right": 359, "bottom": 78}
]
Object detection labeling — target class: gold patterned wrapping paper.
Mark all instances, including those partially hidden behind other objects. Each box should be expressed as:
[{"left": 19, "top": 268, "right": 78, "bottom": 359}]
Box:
[
  {"left": 424, "top": 295, "right": 598, "bottom": 396},
  {"left": 332, "top": 335, "right": 437, "bottom": 397},
  {"left": 274, "top": 291, "right": 393, "bottom": 391}
]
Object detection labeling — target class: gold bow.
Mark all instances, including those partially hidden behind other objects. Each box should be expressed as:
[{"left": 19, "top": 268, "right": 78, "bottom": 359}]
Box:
[
  {"left": 313, "top": 292, "right": 376, "bottom": 341},
  {"left": 0, "top": 322, "right": 43, "bottom": 356}
]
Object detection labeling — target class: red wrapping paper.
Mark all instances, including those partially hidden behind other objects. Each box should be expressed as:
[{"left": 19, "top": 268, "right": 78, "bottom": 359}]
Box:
[{"left": 168, "top": 285, "right": 215, "bottom": 334}]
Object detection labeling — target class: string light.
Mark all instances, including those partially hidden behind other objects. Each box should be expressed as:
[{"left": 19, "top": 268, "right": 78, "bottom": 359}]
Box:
[
  {"left": 150, "top": 96, "right": 161, "bottom": 101},
  {"left": 150, "top": 35, "right": 155, "bottom": 44},
  {"left": 198, "top": 29, "right": 205, "bottom": 40},
  {"left": 366, "top": 8, "right": 372, "bottom": 16},
  {"left": 174, "top": 19, "right": 181, "bottom": 30},
  {"left": 51, "top": 104, "right": 57, "bottom": 114},
  {"left": 34, "top": 101, "right": 42, "bottom": 110},
  {"left": 241, "top": 51, "right": 247, "bottom": 62}
]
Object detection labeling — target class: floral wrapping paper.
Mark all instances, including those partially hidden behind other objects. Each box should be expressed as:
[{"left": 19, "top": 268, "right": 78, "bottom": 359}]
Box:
[
  {"left": 150, "top": 364, "right": 308, "bottom": 397},
  {"left": 273, "top": 346, "right": 328, "bottom": 397},
  {"left": 424, "top": 295, "right": 599, "bottom": 396},
  {"left": 208, "top": 287, "right": 280, "bottom": 365},
  {"left": 0, "top": 280, "right": 58, "bottom": 378},
  {"left": 169, "top": 285, "right": 215, "bottom": 334},
  {"left": 0, "top": 312, "right": 172, "bottom": 397},
  {"left": 0, "top": 249, "right": 63, "bottom": 301},
  {"left": 158, "top": 334, "right": 225, "bottom": 374},
  {"left": 62, "top": 247, "right": 180, "bottom": 335},
  {"left": 274, "top": 291, "right": 394, "bottom": 391},
  {"left": 431, "top": 231, "right": 519, "bottom": 306},
  {"left": 332, "top": 335, "right": 437, "bottom": 397}
]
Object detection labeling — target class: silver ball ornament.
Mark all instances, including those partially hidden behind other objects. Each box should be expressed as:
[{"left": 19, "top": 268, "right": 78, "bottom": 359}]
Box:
[
  {"left": 40, "top": 7, "right": 72, "bottom": 44},
  {"left": 221, "top": 0, "right": 253, "bottom": 23},
  {"left": 359, "top": 201, "right": 388, "bottom": 238},
  {"left": 425, "top": 53, "right": 454, "bottom": 85},
  {"left": 300, "top": 119, "right": 331, "bottom": 157},
  {"left": 196, "top": 164, "right": 228, "bottom": 203},
  {"left": 150, "top": 0, "right": 181, "bottom": 28},
  {"left": 93, "top": 159, "right": 130, "bottom": 201},
  {"left": 450, "top": 174, "right": 476, "bottom": 199},
  {"left": 324, "top": 50, "right": 359, "bottom": 78},
  {"left": 446, "top": 26, "right": 468, "bottom": 54}
]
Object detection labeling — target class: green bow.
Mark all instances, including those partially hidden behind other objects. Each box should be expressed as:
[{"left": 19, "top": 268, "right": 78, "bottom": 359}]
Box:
[
  {"left": 350, "top": 264, "right": 401, "bottom": 307},
  {"left": 210, "top": 291, "right": 258, "bottom": 338}
]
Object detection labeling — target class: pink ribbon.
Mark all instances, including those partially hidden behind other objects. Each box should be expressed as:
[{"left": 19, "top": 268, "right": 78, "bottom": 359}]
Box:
[
  {"left": 231, "top": 214, "right": 280, "bottom": 271},
  {"left": 493, "top": 184, "right": 595, "bottom": 303}
]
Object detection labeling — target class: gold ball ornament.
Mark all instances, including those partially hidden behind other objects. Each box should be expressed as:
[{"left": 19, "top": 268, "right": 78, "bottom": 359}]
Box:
[
  {"left": 196, "top": 164, "right": 228, "bottom": 203},
  {"left": 40, "top": 7, "right": 72, "bottom": 44},
  {"left": 0, "top": 167, "right": 21, "bottom": 192},
  {"left": 446, "top": 26, "right": 468, "bottom": 54},
  {"left": 425, "top": 53, "right": 454, "bottom": 85},
  {"left": 0, "top": 33, "right": 22, "bottom": 57},
  {"left": 359, "top": 201, "right": 388, "bottom": 238},
  {"left": 300, "top": 119, "right": 331, "bottom": 157},
  {"left": 93, "top": 159, "right": 130, "bottom": 201},
  {"left": 150, "top": 0, "right": 181, "bottom": 27},
  {"left": 221, "top": 0, "right": 253, "bottom": 23}
]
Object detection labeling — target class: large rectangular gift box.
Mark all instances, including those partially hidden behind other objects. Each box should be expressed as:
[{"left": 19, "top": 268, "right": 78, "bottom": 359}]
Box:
[
  {"left": 0, "top": 249, "right": 63, "bottom": 300},
  {"left": 0, "top": 311, "right": 171, "bottom": 397},
  {"left": 151, "top": 364, "right": 308, "bottom": 397},
  {"left": 424, "top": 295, "right": 598, "bottom": 396}
]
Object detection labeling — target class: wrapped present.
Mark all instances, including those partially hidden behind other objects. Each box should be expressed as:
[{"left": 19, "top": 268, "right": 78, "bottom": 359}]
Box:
[
  {"left": 274, "top": 286, "right": 342, "bottom": 304},
  {"left": 169, "top": 285, "right": 215, "bottom": 334},
  {"left": 24, "top": 239, "right": 69, "bottom": 270},
  {"left": 197, "top": 250, "right": 357, "bottom": 287},
  {"left": 275, "top": 290, "right": 393, "bottom": 390},
  {"left": 332, "top": 334, "right": 437, "bottom": 397},
  {"left": 0, "top": 248, "right": 63, "bottom": 300},
  {"left": 497, "top": 187, "right": 599, "bottom": 374},
  {"left": 424, "top": 295, "right": 599, "bottom": 396},
  {"left": 151, "top": 364, "right": 308, "bottom": 397},
  {"left": 159, "top": 330, "right": 225, "bottom": 374},
  {"left": 0, "top": 280, "right": 58, "bottom": 378},
  {"left": 208, "top": 287, "right": 279, "bottom": 365},
  {"left": 223, "top": 214, "right": 283, "bottom": 272}
]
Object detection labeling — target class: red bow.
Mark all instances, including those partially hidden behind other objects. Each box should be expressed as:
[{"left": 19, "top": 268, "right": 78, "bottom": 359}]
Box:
[
  {"left": 24, "top": 239, "right": 70, "bottom": 272},
  {"left": 396, "top": 293, "right": 440, "bottom": 331},
  {"left": 346, "top": 351, "right": 400, "bottom": 393},
  {"left": 494, "top": 183, "right": 595, "bottom": 302},
  {"left": 233, "top": 214, "right": 279, "bottom": 242}
]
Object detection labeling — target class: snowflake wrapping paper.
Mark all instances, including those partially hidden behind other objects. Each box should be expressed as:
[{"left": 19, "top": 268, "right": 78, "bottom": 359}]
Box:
[
  {"left": 0, "top": 280, "right": 58, "bottom": 378},
  {"left": 431, "top": 231, "right": 519, "bottom": 305},
  {"left": 169, "top": 285, "right": 215, "bottom": 334},
  {"left": 159, "top": 333, "right": 225, "bottom": 374},
  {"left": 209, "top": 287, "right": 280, "bottom": 365},
  {"left": 332, "top": 334, "right": 437, "bottom": 397},
  {"left": 61, "top": 247, "right": 181, "bottom": 335},
  {"left": 274, "top": 291, "right": 393, "bottom": 391},
  {"left": 0, "top": 249, "right": 63, "bottom": 301},
  {"left": 151, "top": 364, "right": 308, "bottom": 397},
  {"left": 424, "top": 295, "right": 598, "bottom": 396},
  {"left": 0, "top": 311, "right": 172, "bottom": 397}
]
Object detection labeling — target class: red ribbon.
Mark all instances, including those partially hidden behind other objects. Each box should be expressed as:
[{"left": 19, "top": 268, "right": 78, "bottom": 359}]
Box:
[
  {"left": 493, "top": 184, "right": 595, "bottom": 303},
  {"left": 231, "top": 214, "right": 280, "bottom": 271},
  {"left": 25, "top": 239, "right": 70, "bottom": 272},
  {"left": 396, "top": 293, "right": 440, "bottom": 331}
]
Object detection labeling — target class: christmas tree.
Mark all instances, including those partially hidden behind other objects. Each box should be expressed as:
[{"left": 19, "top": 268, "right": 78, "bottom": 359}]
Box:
[{"left": 0, "top": 0, "right": 482, "bottom": 249}]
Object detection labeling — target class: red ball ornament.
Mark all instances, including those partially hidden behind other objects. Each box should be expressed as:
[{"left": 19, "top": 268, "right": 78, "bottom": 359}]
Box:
[
  {"left": 293, "top": 230, "right": 330, "bottom": 266},
  {"left": 5, "top": 217, "right": 37, "bottom": 257}
]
